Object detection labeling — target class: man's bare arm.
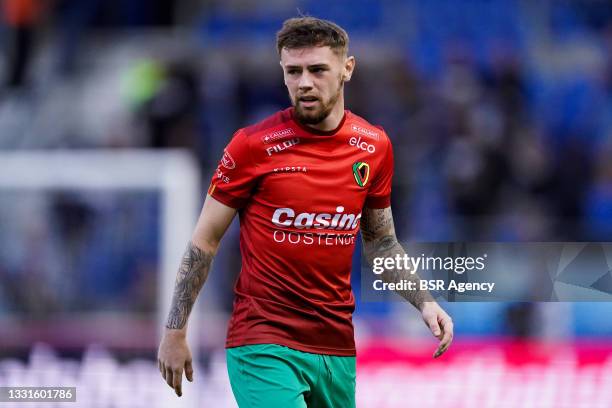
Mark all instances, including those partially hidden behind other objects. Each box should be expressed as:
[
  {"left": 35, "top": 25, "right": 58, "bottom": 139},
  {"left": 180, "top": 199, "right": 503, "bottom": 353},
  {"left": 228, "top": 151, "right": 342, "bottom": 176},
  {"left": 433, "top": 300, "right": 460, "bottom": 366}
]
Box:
[
  {"left": 360, "top": 206, "right": 434, "bottom": 310},
  {"left": 165, "top": 194, "right": 237, "bottom": 331},
  {"left": 361, "top": 206, "right": 453, "bottom": 358},
  {"left": 158, "top": 194, "right": 237, "bottom": 396},
  {"left": 166, "top": 242, "right": 214, "bottom": 330}
]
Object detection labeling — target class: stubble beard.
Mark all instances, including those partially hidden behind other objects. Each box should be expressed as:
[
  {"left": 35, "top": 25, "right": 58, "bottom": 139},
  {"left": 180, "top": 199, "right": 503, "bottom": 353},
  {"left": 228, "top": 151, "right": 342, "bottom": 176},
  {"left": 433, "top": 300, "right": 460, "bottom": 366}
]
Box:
[{"left": 292, "top": 78, "right": 344, "bottom": 125}]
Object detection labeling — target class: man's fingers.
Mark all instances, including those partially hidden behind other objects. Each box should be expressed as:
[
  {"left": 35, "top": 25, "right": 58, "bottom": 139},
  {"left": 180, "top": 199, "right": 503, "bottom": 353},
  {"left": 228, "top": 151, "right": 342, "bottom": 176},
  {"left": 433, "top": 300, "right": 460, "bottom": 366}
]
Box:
[
  {"left": 441, "top": 317, "right": 454, "bottom": 345},
  {"left": 434, "top": 335, "right": 452, "bottom": 357},
  {"left": 165, "top": 367, "right": 174, "bottom": 388},
  {"left": 160, "top": 360, "right": 188, "bottom": 396},
  {"left": 436, "top": 333, "right": 453, "bottom": 355},
  {"left": 173, "top": 368, "right": 183, "bottom": 397},
  {"left": 427, "top": 317, "right": 442, "bottom": 338},
  {"left": 185, "top": 360, "right": 194, "bottom": 382},
  {"left": 439, "top": 320, "right": 453, "bottom": 345},
  {"left": 160, "top": 361, "right": 166, "bottom": 380},
  {"left": 434, "top": 342, "right": 449, "bottom": 358},
  {"left": 433, "top": 318, "right": 454, "bottom": 358}
]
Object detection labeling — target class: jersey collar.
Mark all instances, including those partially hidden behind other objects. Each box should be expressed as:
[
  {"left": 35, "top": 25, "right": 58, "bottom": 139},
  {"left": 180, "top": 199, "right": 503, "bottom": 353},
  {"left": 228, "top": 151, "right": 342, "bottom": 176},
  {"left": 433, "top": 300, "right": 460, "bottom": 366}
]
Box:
[{"left": 289, "top": 107, "right": 348, "bottom": 137}]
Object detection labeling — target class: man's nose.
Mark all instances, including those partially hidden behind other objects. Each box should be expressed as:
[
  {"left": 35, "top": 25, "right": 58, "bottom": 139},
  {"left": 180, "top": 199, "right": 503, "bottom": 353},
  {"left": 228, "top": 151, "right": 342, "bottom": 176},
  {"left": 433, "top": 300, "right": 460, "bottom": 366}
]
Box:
[{"left": 298, "top": 72, "right": 314, "bottom": 90}]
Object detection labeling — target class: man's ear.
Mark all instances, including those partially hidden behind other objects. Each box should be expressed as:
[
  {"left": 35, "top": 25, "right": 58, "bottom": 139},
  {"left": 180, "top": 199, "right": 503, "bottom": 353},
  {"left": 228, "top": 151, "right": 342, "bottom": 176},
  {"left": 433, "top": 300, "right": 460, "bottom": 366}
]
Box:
[
  {"left": 279, "top": 60, "right": 288, "bottom": 84},
  {"left": 343, "top": 55, "right": 356, "bottom": 82}
]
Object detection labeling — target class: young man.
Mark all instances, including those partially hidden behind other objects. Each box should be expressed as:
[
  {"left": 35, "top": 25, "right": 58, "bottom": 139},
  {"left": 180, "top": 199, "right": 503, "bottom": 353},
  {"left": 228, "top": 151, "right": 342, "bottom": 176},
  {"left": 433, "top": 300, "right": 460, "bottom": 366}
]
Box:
[{"left": 157, "top": 16, "right": 453, "bottom": 407}]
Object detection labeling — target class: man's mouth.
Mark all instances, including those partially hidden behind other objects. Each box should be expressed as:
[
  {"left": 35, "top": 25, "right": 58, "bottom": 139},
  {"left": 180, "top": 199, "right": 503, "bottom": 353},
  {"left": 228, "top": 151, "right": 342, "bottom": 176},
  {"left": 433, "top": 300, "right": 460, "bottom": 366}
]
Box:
[{"left": 298, "top": 96, "right": 319, "bottom": 107}]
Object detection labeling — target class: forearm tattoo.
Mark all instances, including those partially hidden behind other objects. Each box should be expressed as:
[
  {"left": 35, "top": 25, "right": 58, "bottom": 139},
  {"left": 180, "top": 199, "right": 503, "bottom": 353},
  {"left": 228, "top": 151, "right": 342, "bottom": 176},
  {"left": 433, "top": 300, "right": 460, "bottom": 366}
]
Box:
[
  {"left": 165, "top": 242, "right": 214, "bottom": 329},
  {"left": 361, "top": 208, "right": 434, "bottom": 310}
]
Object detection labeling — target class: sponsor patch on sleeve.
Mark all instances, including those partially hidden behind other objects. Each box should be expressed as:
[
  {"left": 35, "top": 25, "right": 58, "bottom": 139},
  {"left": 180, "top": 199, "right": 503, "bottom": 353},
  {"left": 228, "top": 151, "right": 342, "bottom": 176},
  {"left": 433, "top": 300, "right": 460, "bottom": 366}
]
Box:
[
  {"left": 261, "top": 128, "right": 296, "bottom": 144},
  {"left": 351, "top": 124, "right": 380, "bottom": 141}
]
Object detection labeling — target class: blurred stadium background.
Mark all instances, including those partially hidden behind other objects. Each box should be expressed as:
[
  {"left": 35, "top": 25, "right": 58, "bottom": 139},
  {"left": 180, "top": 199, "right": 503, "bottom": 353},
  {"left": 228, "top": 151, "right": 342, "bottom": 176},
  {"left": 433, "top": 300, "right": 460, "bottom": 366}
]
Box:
[{"left": 1, "top": 0, "right": 612, "bottom": 407}]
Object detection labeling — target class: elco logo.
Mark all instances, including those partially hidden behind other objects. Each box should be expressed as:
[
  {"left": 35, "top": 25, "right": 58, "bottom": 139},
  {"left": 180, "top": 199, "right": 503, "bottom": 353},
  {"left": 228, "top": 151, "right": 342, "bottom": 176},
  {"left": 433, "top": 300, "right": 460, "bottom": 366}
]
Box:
[
  {"left": 221, "top": 149, "right": 236, "bottom": 169},
  {"left": 266, "top": 138, "right": 300, "bottom": 156},
  {"left": 272, "top": 206, "right": 361, "bottom": 230},
  {"left": 349, "top": 136, "right": 376, "bottom": 153}
]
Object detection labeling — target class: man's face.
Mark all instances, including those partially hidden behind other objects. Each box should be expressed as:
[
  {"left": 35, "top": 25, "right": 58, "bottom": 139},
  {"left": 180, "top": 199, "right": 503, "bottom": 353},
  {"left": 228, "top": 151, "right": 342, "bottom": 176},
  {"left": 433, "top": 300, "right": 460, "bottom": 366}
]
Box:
[{"left": 280, "top": 46, "right": 354, "bottom": 125}]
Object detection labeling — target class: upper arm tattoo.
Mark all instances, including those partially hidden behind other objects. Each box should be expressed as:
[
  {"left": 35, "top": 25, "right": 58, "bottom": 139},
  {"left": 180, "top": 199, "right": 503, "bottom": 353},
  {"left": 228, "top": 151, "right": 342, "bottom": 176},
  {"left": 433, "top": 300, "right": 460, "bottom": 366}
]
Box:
[
  {"left": 360, "top": 207, "right": 397, "bottom": 264},
  {"left": 360, "top": 207, "right": 395, "bottom": 242},
  {"left": 166, "top": 242, "right": 214, "bottom": 329}
]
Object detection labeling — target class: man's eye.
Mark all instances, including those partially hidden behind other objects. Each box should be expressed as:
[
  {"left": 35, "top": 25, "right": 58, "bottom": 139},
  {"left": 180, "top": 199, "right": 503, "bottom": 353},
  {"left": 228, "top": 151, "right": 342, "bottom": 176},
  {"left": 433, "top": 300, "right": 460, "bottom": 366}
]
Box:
[
  {"left": 311, "top": 68, "right": 324, "bottom": 73},
  {"left": 287, "top": 70, "right": 299, "bottom": 75}
]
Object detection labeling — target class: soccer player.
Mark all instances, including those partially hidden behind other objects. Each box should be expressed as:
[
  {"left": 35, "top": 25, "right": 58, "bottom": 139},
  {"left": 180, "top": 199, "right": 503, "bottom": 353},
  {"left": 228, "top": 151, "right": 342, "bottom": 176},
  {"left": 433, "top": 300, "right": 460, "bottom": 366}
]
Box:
[{"left": 157, "top": 16, "right": 453, "bottom": 407}]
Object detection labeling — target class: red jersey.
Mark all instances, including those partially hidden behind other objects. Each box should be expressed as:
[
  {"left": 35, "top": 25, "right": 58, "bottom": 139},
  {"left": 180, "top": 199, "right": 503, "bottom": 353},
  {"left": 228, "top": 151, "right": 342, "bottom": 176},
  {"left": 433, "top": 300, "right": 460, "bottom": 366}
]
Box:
[{"left": 209, "top": 107, "right": 393, "bottom": 356}]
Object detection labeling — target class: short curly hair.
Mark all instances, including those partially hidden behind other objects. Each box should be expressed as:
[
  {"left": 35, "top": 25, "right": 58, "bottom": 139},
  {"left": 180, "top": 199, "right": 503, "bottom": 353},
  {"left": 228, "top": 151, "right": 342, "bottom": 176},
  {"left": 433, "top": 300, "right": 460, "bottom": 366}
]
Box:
[{"left": 276, "top": 17, "right": 349, "bottom": 56}]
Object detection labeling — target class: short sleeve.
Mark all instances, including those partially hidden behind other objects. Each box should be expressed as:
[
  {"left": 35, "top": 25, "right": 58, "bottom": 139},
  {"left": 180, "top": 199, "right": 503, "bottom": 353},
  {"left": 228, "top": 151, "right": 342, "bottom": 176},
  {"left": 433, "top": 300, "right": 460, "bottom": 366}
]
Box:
[
  {"left": 208, "top": 129, "right": 257, "bottom": 209},
  {"left": 364, "top": 137, "right": 393, "bottom": 208}
]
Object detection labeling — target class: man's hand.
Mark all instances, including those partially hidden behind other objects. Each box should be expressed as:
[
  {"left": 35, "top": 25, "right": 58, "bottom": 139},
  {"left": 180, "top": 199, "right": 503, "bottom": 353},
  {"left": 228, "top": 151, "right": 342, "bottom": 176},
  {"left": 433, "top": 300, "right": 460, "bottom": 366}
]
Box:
[
  {"left": 158, "top": 329, "right": 194, "bottom": 397},
  {"left": 360, "top": 207, "right": 455, "bottom": 358},
  {"left": 420, "top": 301, "right": 454, "bottom": 358}
]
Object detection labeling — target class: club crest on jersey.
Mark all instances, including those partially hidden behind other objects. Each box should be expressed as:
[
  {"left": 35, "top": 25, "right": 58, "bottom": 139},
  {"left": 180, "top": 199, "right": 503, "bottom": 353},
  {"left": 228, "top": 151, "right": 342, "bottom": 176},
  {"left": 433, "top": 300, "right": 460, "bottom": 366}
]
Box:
[{"left": 353, "top": 162, "right": 370, "bottom": 187}]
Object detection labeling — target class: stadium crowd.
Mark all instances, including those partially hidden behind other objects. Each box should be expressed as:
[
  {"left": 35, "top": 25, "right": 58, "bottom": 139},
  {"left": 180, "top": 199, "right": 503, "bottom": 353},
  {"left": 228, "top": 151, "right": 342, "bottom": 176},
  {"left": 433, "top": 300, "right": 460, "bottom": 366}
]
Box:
[{"left": 1, "top": 0, "right": 611, "bottom": 342}]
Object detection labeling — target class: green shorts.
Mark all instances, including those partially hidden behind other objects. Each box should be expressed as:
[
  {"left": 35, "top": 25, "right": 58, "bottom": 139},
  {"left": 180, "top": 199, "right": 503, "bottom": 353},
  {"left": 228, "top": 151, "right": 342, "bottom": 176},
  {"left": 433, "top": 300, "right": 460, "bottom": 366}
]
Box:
[{"left": 226, "top": 344, "right": 356, "bottom": 408}]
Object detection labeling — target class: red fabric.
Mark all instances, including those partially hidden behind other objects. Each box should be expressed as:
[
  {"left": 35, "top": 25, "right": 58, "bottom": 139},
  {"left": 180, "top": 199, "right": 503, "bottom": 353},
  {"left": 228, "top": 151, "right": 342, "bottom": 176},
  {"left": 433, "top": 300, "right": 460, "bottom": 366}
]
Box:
[
  {"left": 210, "top": 107, "right": 394, "bottom": 356},
  {"left": 3, "top": 0, "right": 43, "bottom": 26}
]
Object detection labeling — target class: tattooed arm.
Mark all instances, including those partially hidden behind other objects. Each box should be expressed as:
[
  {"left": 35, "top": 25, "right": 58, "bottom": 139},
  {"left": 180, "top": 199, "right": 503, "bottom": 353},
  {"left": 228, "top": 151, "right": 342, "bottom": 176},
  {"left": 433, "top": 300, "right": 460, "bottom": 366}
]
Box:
[
  {"left": 165, "top": 242, "right": 214, "bottom": 330},
  {"left": 158, "top": 195, "right": 237, "bottom": 397},
  {"left": 361, "top": 206, "right": 434, "bottom": 309},
  {"left": 361, "top": 206, "right": 454, "bottom": 358}
]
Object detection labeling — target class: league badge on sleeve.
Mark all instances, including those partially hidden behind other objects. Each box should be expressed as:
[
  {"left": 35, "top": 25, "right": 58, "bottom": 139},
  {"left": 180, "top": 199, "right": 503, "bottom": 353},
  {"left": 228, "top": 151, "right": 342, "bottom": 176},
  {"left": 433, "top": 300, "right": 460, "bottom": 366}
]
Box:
[
  {"left": 352, "top": 162, "right": 370, "bottom": 187},
  {"left": 221, "top": 149, "right": 236, "bottom": 169}
]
